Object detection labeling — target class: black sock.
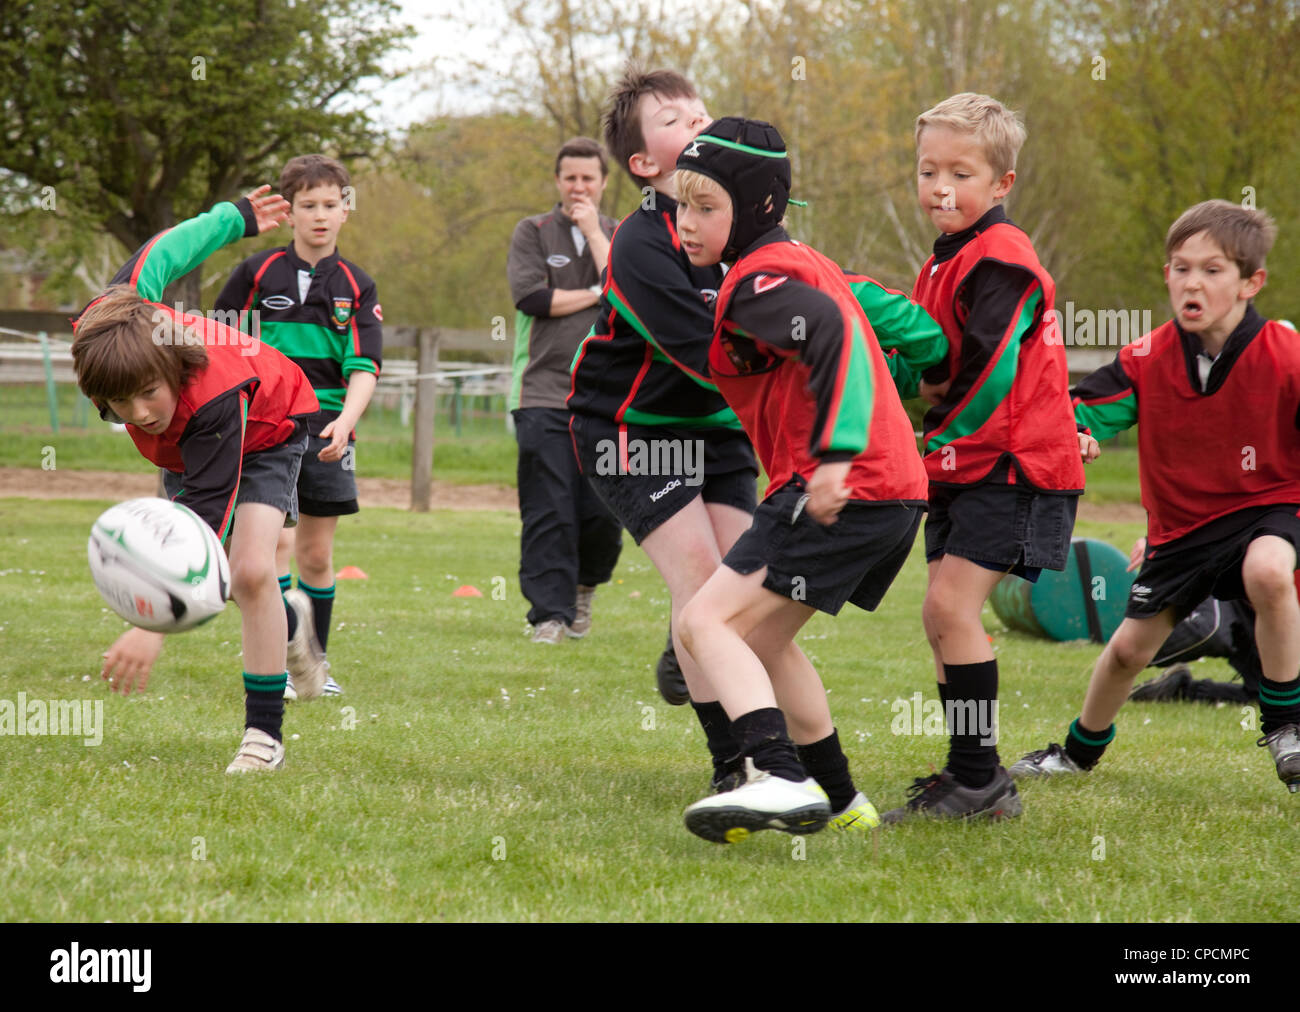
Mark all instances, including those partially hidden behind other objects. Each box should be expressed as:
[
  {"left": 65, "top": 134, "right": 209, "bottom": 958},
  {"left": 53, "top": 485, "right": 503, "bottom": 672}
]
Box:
[
  {"left": 732, "top": 707, "right": 805, "bottom": 782},
  {"left": 796, "top": 729, "right": 856, "bottom": 812},
  {"left": 281, "top": 575, "right": 298, "bottom": 641},
  {"left": 691, "top": 700, "right": 741, "bottom": 782},
  {"left": 299, "top": 578, "right": 335, "bottom": 652},
  {"left": 1258, "top": 675, "right": 1300, "bottom": 734},
  {"left": 1064, "top": 717, "right": 1114, "bottom": 769},
  {"left": 243, "top": 672, "right": 286, "bottom": 741},
  {"left": 943, "top": 660, "right": 1000, "bottom": 788}
]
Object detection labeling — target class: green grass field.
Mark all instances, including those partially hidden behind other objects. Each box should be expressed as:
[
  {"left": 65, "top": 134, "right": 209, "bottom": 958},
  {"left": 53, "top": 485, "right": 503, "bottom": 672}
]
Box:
[
  {"left": 1, "top": 497, "right": 1288, "bottom": 923},
  {"left": 0, "top": 382, "right": 516, "bottom": 485}
]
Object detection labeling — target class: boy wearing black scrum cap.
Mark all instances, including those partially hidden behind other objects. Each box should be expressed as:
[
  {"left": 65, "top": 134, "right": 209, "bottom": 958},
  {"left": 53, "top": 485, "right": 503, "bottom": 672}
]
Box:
[{"left": 674, "top": 118, "right": 931, "bottom": 843}]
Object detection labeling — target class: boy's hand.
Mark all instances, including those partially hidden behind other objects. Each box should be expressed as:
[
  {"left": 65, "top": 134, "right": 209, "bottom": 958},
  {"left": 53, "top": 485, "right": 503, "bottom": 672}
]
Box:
[
  {"left": 101, "top": 627, "right": 166, "bottom": 695},
  {"left": 1127, "top": 536, "right": 1147, "bottom": 572},
  {"left": 806, "top": 460, "right": 851, "bottom": 525},
  {"left": 317, "top": 418, "right": 351, "bottom": 463},
  {"left": 1079, "top": 431, "right": 1101, "bottom": 462},
  {"left": 243, "top": 184, "right": 291, "bottom": 234},
  {"left": 919, "top": 378, "right": 951, "bottom": 406}
]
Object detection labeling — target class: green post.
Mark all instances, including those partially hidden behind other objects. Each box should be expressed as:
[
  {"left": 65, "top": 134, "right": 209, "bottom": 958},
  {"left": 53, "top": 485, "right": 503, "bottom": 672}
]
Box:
[
  {"left": 452, "top": 375, "right": 464, "bottom": 437},
  {"left": 37, "top": 331, "right": 59, "bottom": 433}
]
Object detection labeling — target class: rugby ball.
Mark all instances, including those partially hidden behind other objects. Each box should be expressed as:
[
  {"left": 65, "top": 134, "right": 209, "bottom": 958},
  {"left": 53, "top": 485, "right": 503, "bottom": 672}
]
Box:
[{"left": 88, "top": 498, "right": 230, "bottom": 633}]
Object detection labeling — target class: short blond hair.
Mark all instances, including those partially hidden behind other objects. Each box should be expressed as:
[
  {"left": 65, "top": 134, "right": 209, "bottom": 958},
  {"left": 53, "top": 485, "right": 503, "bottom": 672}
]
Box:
[
  {"left": 674, "top": 168, "right": 727, "bottom": 206},
  {"left": 915, "top": 93, "right": 1026, "bottom": 177}
]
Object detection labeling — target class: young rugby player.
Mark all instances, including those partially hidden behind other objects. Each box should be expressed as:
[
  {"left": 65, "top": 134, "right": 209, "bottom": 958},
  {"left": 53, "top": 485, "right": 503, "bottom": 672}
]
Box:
[
  {"left": 216, "top": 155, "right": 382, "bottom": 699},
  {"left": 73, "top": 188, "right": 319, "bottom": 772},
  {"left": 567, "top": 67, "right": 760, "bottom": 789},
  {"left": 885, "top": 93, "right": 1088, "bottom": 822},
  {"left": 672, "top": 117, "right": 931, "bottom": 842},
  {"left": 1011, "top": 200, "right": 1300, "bottom": 791}
]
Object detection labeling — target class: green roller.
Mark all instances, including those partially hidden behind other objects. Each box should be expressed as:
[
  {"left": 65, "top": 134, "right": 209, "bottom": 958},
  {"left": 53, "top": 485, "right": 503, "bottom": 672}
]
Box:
[{"left": 990, "top": 537, "right": 1135, "bottom": 643}]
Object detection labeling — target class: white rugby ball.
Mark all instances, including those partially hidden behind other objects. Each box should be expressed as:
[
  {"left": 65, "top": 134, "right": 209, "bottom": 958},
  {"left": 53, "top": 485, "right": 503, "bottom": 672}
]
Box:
[{"left": 88, "top": 497, "right": 230, "bottom": 633}]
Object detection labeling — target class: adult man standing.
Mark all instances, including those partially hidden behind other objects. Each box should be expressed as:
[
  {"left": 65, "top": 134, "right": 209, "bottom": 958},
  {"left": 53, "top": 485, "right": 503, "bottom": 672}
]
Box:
[{"left": 507, "top": 137, "right": 623, "bottom": 644}]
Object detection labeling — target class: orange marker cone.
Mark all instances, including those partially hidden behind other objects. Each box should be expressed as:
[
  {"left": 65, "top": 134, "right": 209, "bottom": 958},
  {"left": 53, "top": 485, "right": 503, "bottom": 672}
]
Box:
[
  {"left": 336, "top": 565, "right": 369, "bottom": 580},
  {"left": 453, "top": 585, "right": 483, "bottom": 598}
]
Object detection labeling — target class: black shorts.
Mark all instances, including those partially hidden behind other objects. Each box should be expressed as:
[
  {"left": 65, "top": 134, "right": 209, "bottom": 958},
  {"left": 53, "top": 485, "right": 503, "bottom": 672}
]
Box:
[
  {"left": 1127, "top": 505, "right": 1300, "bottom": 620},
  {"left": 163, "top": 432, "right": 306, "bottom": 528},
  {"left": 298, "top": 413, "right": 359, "bottom": 516},
  {"left": 724, "top": 480, "right": 924, "bottom": 615},
  {"left": 571, "top": 414, "right": 758, "bottom": 544},
  {"left": 925, "top": 482, "right": 1078, "bottom": 582}
]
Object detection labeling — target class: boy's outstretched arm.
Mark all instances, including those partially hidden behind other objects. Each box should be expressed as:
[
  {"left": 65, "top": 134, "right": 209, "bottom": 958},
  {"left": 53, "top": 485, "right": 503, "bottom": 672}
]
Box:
[
  {"left": 844, "top": 272, "right": 949, "bottom": 399},
  {"left": 1071, "top": 353, "right": 1139, "bottom": 443},
  {"left": 111, "top": 187, "right": 289, "bottom": 303}
]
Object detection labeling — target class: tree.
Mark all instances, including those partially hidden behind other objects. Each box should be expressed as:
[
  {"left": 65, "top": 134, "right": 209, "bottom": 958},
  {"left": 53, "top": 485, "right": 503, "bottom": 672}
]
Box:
[{"left": 0, "top": 0, "right": 412, "bottom": 308}]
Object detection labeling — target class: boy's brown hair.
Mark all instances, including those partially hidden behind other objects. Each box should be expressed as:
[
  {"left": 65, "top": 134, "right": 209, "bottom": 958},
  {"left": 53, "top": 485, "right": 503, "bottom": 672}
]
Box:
[
  {"left": 279, "top": 154, "right": 350, "bottom": 206},
  {"left": 603, "top": 65, "right": 697, "bottom": 183},
  {"left": 1165, "top": 199, "right": 1277, "bottom": 277},
  {"left": 914, "top": 92, "right": 1027, "bottom": 178},
  {"left": 555, "top": 137, "right": 608, "bottom": 177},
  {"left": 72, "top": 286, "right": 208, "bottom": 403}
]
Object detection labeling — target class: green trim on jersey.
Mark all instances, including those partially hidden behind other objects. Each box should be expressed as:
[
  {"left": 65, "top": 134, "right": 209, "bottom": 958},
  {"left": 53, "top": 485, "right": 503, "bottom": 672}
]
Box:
[
  {"left": 1075, "top": 394, "right": 1138, "bottom": 442},
  {"left": 510, "top": 311, "right": 534, "bottom": 412},
  {"left": 342, "top": 355, "right": 378, "bottom": 378},
  {"left": 621, "top": 405, "right": 744, "bottom": 429},
  {"left": 925, "top": 290, "right": 1040, "bottom": 453},
  {"left": 607, "top": 288, "right": 720, "bottom": 392},
  {"left": 824, "top": 316, "right": 873, "bottom": 454}
]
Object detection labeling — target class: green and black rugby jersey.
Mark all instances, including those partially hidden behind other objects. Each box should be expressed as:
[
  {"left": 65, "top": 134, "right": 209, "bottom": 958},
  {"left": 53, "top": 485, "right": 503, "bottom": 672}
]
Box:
[
  {"left": 215, "top": 244, "right": 382, "bottom": 430},
  {"left": 567, "top": 192, "right": 741, "bottom": 430}
]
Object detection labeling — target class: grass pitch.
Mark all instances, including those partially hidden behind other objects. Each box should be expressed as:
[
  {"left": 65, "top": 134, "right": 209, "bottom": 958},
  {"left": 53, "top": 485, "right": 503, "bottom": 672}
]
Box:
[{"left": 0, "top": 498, "right": 1289, "bottom": 922}]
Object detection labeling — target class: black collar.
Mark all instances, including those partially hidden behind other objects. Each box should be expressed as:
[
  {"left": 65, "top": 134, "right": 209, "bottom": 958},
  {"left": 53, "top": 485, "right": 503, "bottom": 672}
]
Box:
[
  {"left": 284, "top": 243, "right": 339, "bottom": 274},
  {"left": 1176, "top": 304, "right": 1266, "bottom": 395},
  {"left": 932, "top": 205, "right": 1009, "bottom": 266},
  {"left": 734, "top": 225, "right": 790, "bottom": 262}
]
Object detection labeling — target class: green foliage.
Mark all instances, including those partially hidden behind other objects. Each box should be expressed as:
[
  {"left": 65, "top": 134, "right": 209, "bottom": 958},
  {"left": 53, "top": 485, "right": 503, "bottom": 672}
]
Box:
[{"left": 0, "top": 0, "right": 413, "bottom": 305}]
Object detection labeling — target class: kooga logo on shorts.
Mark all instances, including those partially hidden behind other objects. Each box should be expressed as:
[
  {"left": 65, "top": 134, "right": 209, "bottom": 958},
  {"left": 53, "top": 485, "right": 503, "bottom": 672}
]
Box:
[{"left": 650, "top": 479, "right": 682, "bottom": 502}]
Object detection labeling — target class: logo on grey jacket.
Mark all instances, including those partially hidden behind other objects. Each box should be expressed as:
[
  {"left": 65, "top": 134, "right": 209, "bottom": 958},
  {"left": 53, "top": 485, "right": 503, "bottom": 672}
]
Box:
[{"left": 546, "top": 254, "right": 571, "bottom": 268}]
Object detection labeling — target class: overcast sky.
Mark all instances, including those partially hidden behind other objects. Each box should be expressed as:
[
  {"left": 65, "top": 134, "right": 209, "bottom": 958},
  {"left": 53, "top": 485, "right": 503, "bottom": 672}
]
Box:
[{"left": 376, "top": 0, "right": 515, "bottom": 128}]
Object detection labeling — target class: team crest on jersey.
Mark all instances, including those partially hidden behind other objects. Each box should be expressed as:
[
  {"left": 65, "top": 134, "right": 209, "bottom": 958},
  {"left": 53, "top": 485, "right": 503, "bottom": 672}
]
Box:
[
  {"left": 331, "top": 297, "right": 354, "bottom": 328},
  {"left": 261, "top": 295, "right": 294, "bottom": 311},
  {"left": 547, "top": 254, "right": 571, "bottom": 268},
  {"left": 753, "top": 274, "right": 788, "bottom": 295}
]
